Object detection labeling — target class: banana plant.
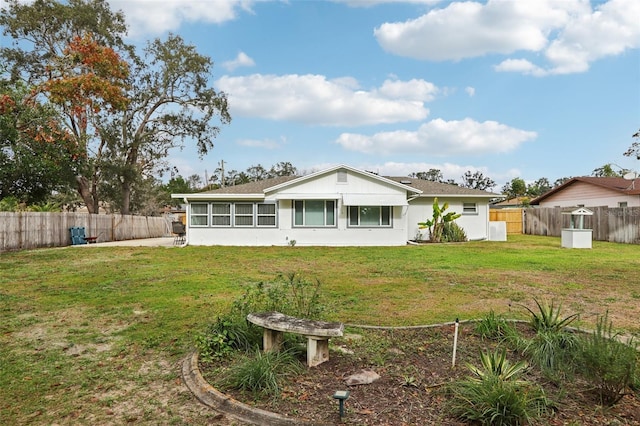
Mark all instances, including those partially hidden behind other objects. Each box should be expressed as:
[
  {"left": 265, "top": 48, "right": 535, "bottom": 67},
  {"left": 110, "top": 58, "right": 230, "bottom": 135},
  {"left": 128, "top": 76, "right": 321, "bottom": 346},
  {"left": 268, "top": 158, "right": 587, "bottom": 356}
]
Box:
[{"left": 418, "top": 197, "right": 461, "bottom": 242}]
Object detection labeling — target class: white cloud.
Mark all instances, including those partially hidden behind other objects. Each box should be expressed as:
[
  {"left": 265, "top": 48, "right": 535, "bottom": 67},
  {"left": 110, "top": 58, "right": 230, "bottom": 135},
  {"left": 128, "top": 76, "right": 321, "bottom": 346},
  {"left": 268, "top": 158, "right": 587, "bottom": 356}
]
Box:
[
  {"left": 465, "top": 86, "right": 475, "bottom": 97},
  {"left": 215, "top": 74, "right": 432, "bottom": 126},
  {"left": 222, "top": 52, "right": 256, "bottom": 71},
  {"left": 108, "top": 0, "right": 254, "bottom": 37},
  {"left": 237, "top": 138, "right": 282, "bottom": 149},
  {"left": 374, "top": 0, "right": 639, "bottom": 75},
  {"left": 377, "top": 78, "right": 439, "bottom": 102},
  {"left": 335, "top": 118, "right": 537, "bottom": 156}
]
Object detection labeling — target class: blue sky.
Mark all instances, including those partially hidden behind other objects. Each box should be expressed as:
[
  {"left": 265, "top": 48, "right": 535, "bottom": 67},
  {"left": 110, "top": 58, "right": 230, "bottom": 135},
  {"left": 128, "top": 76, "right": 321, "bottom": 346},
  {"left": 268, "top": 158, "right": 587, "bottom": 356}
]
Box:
[{"left": 40, "top": 1, "right": 640, "bottom": 186}]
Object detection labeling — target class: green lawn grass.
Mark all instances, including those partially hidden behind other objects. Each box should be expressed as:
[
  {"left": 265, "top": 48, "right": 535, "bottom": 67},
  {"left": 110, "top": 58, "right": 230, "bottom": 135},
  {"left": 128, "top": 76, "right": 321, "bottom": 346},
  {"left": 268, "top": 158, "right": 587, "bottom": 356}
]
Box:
[{"left": 1, "top": 235, "right": 638, "bottom": 424}]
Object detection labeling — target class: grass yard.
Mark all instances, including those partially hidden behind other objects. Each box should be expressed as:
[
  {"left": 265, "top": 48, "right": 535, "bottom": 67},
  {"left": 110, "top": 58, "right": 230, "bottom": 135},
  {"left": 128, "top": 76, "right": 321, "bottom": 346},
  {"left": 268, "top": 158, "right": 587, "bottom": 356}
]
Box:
[{"left": 1, "top": 235, "right": 638, "bottom": 424}]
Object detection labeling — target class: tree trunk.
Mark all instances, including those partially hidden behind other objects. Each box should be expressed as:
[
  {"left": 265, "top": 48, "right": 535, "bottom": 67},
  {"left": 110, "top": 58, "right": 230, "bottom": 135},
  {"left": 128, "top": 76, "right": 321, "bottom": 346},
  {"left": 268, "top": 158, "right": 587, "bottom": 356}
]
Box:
[
  {"left": 121, "top": 179, "right": 131, "bottom": 215},
  {"left": 76, "top": 175, "right": 96, "bottom": 214}
]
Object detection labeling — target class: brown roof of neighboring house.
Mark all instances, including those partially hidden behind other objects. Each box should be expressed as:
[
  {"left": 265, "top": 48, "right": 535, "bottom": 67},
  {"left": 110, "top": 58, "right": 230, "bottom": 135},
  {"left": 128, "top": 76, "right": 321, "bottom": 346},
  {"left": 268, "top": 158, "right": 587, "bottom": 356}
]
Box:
[{"left": 531, "top": 176, "right": 640, "bottom": 204}]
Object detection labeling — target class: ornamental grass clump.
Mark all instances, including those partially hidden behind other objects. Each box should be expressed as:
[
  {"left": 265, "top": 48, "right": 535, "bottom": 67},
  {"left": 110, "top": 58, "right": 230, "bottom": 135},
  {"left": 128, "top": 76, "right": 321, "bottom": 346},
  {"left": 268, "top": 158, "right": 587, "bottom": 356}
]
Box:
[
  {"left": 576, "top": 312, "right": 638, "bottom": 406},
  {"left": 522, "top": 299, "right": 579, "bottom": 377},
  {"left": 475, "top": 310, "right": 522, "bottom": 348},
  {"left": 449, "top": 349, "right": 551, "bottom": 425},
  {"left": 223, "top": 347, "right": 302, "bottom": 398}
]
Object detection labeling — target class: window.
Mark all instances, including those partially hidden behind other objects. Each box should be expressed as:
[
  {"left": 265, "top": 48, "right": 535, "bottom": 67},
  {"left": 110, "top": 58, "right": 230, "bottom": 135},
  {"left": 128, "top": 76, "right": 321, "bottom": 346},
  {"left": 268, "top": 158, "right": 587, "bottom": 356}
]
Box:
[
  {"left": 211, "top": 203, "right": 231, "bottom": 226},
  {"left": 234, "top": 203, "right": 254, "bottom": 226},
  {"left": 619, "top": 201, "right": 628, "bottom": 208},
  {"left": 294, "top": 200, "right": 336, "bottom": 226},
  {"left": 337, "top": 170, "right": 347, "bottom": 183},
  {"left": 190, "top": 203, "right": 209, "bottom": 226},
  {"left": 257, "top": 203, "right": 277, "bottom": 226},
  {"left": 462, "top": 203, "right": 478, "bottom": 214},
  {"left": 348, "top": 206, "right": 391, "bottom": 227}
]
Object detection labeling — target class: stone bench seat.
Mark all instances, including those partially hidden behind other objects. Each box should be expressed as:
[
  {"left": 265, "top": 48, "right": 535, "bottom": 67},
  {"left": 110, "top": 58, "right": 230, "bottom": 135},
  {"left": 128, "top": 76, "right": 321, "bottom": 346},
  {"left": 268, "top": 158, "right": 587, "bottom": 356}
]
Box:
[{"left": 247, "top": 311, "right": 344, "bottom": 367}]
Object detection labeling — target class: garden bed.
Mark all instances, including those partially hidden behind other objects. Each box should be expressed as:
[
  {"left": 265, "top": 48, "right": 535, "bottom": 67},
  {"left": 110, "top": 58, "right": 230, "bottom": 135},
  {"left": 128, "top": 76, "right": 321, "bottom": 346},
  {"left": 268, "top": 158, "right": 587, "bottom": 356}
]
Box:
[{"left": 199, "top": 322, "right": 640, "bottom": 425}]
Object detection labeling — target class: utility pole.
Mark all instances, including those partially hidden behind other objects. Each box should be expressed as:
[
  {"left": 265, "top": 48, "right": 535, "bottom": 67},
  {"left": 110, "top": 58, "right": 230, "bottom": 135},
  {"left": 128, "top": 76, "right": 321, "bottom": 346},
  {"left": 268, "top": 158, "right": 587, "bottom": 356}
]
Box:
[{"left": 219, "top": 160, "right": 225, "bottom": 187}]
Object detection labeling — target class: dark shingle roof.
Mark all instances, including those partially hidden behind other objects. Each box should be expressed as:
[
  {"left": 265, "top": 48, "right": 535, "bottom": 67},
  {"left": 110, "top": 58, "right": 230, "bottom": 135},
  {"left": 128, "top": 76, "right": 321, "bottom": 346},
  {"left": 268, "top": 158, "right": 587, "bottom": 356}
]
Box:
[
  {"left": 198, "top": 176, "right": 299, "bottom": 194},
  {"left": 187, "top": 174, "right": 500, "bottom": 198},
  {"left": 386, "top": 177, "right": 502, "bottom": 197}
]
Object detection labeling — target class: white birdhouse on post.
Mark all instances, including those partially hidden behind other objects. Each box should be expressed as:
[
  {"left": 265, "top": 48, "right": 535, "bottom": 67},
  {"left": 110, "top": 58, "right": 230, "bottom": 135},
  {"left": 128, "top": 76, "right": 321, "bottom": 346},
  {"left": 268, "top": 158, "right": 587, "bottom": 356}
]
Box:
[{"left": 561, "top": 207, "right": 593, "bottom": 248}]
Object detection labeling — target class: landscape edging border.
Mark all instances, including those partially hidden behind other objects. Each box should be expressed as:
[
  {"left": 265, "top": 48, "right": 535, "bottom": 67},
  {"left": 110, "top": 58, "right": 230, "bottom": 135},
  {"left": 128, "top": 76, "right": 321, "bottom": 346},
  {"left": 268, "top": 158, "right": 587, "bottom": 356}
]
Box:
[{"left": 181, "top": 350, "right": 331, "bottom": 426}]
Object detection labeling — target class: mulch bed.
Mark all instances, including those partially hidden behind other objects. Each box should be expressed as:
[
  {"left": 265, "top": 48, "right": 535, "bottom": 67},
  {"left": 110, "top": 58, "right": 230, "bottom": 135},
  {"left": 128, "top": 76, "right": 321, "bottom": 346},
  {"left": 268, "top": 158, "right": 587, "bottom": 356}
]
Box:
[{"left": 200, "top": 322, "right": 640, "bottom": 425}]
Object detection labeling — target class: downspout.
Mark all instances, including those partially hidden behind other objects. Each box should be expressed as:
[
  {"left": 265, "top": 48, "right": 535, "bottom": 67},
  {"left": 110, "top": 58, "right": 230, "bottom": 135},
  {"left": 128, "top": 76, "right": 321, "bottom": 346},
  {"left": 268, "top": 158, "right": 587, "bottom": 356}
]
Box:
[{"left": 183, "top": 197, "right": 189, "bottom": 245}]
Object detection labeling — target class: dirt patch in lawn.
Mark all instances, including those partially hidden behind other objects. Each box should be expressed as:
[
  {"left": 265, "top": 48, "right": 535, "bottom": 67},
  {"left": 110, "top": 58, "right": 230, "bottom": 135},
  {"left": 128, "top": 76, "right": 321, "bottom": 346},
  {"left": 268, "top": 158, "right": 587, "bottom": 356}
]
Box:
[{"left": 200, "top": 323, "right": 640, "bottom": 425}]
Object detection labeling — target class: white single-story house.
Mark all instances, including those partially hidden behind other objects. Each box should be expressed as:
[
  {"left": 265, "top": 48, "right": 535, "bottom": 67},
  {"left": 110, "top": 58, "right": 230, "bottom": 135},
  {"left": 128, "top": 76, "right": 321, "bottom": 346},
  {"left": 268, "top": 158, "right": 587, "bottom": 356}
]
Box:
[
  {"left": 171, "top": 165, "right": 502, "bottom": 246},
  {"left": 530, "top": 176, "right": 640, "bottom": 208}
]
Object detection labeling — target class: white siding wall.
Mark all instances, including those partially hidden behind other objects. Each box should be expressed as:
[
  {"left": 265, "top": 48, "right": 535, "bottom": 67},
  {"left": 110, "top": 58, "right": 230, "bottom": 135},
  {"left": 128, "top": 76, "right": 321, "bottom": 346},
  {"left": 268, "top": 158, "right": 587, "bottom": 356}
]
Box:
[
  {"left": 407, "top": 197, "right": 490, "bottom": 241},
  {"left": 186, "top": 200, "right": 409, "bottom": 246},
  {"left": 538, "top": 182, "right": 640, "bottom": 208}
]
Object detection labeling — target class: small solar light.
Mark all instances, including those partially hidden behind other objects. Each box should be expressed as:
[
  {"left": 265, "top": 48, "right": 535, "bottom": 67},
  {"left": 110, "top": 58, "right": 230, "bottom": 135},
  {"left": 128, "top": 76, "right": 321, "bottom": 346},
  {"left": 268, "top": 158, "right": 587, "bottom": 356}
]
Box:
[{"left": 333, "top": 390, "right": 350, "bottom": 418}]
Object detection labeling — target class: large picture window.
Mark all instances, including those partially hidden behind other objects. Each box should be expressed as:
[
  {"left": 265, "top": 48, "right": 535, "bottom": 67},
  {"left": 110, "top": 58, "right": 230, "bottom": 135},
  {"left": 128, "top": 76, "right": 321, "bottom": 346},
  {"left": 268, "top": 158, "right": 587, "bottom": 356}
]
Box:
[
  {"left": 190, "top": 203, "right": 209, "bottom": 226},
  {"left": 294, "top": 200, "right": 335, "bottom": 227},
  {"left": 348, "top": 206, "right": 391, "bottom": 227}
]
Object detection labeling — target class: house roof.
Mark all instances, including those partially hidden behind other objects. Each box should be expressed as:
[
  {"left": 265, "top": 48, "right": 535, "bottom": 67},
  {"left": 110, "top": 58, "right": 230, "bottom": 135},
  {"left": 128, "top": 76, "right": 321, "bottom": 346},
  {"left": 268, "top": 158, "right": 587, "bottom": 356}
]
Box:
[
  {"left": 531, "top": 176, "right": 640, "bottom": 205},
  {"left": 171, "top": 165, "right": 501, "bottom": 200},
  {"left": 386, "top": 177, "right": 502, "bottom": 198}
]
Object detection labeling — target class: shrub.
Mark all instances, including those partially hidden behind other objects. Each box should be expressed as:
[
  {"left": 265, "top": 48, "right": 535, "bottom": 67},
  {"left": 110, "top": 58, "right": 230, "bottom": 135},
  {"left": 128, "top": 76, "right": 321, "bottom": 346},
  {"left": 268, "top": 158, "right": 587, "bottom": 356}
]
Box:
[
  {"left": 223, "top": 347, "right": 302, "bottom": 398},
  {"left": 522, "top": 299, "right": 579, "bottom": 376},
  {"left": 576, "top": 312, "right": 638, "bottom": 406},
  {"left": 450, "top": 350, "right": 551, "bottom": 425},
  {"left": 196, "top": 315, "right": 258, "bottom": 362},
  {"left": 441, "top": 221, "right": 467, "bottom": 242},
  {"left": 475, "top": 311, "right": 520, "bottom": 345},
  {"left": 231, "top": 272, "right": 325, "bottom": 320}
]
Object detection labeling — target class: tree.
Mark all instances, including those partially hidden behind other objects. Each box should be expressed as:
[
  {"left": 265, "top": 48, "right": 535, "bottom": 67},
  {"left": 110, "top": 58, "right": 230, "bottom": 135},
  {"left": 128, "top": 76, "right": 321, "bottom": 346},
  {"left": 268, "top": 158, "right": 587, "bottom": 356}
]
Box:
[
  {"left": 269, "top": 161, "right": 298, "bottom": 177},
  {"left": 102, "top": 33, "right": 230, "bottom": 214},
  {"left": 0, "top": 79, "right": 77, "bottom": 204},
  {"left": 1, "top": 1, "right": 230, "bottom": 215},
  {"left": 417, "top": 197, "right": 461, "bottom": 243},
  {"left": 624, "top": 129, "right": 640, "bottom": 160},
  {"left": 553, "top": 177, "right": 571, "bottom": 188},
  {"left": 501, "top": 178, "right": 527, "bottom": 199},
  {"left": 592, "top": 164, "right": 622, "bottom": 177},
  {"left": 526, "top": 178, "right": 552, "bottom": 198},
  {"left": 460, "top": 171, "right": 495, "bottom": 190},
  {"left": 1, "top": 0, "right": 131, "bottom": 213},
  {"left": 410, "top": 169, "right": 444, "bottom": 182}
]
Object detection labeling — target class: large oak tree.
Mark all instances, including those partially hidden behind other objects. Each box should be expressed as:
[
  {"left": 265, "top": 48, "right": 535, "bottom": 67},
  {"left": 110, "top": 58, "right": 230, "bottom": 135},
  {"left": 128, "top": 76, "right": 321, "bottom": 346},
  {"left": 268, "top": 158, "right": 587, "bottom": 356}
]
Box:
[{"left": 1, "top": 0, "right": 230, "bottom": 214}]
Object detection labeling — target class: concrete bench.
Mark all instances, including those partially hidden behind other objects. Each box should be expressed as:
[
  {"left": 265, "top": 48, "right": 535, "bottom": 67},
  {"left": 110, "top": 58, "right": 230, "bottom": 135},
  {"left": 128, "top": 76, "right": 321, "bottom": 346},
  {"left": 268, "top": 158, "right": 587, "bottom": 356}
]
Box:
[{"left": 247, "top": 311, "right": 344, "bottom": 367}]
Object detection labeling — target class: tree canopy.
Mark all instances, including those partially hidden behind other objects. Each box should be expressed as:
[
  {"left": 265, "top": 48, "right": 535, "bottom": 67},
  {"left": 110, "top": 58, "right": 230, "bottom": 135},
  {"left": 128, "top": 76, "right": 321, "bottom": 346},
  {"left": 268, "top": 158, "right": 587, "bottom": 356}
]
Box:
[{"left": 0, "top": 0, "right": 230, "bottom": 214}]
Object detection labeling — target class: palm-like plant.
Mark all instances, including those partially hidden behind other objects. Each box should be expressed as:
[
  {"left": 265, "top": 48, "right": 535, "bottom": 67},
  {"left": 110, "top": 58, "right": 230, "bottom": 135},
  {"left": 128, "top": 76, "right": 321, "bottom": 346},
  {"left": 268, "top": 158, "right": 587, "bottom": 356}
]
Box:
[
  {"left": 523, "top": 299, "right": 578, "bottom": 332},
  {"left": 467, "top": 349, "right": 529, "bottom": 382}
]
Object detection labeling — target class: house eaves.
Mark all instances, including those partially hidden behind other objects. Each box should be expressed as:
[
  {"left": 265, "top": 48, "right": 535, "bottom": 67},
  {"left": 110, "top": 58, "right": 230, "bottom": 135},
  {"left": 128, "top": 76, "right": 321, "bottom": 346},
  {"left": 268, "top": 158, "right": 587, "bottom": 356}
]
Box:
[
  {"left": 530, "top": 176, "right": 640, "bottom": 205},
  {"left": 264, "top": 164, "right": 422, "bottom": 195}
]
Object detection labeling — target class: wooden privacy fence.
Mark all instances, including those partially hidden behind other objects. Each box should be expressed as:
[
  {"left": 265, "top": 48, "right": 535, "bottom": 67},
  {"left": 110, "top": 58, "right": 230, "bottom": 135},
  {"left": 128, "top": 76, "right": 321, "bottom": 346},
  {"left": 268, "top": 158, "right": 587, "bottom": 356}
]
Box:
[
  {"left": 489, "top": 208, "right": 523, "bottom": 234},
  {"left": 523, "top": 207, "right": 640, "bottom": 244},
  {"left": 0, "top": 212, "right": 171, "bottom": 252}
]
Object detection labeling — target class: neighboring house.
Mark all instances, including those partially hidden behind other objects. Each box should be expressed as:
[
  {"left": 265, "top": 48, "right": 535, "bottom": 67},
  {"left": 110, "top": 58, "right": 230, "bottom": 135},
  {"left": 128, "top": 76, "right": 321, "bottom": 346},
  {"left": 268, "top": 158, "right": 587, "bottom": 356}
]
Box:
[
  {"left": 530, "top": 177, "right": 640, "bottom": 208},
  {"left": 491, "top": 196, "right": 530, "bottom": 209},
  {"left": 171, "top": 165, "right": 501, "bottom": 246}
]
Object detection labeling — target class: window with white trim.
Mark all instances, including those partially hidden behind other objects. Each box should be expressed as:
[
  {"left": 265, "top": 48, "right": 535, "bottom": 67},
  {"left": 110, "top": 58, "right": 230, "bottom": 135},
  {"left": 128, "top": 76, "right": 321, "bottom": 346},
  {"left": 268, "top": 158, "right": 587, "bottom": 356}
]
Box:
[
  {"left": 190, "top": 203, "right": 209, "bottom": 226},
  {"left": 257, "top": 203, "right": 277, "bottom": 226},
  {"left": 348, "top": 206, "right": 391, "bottom": 227},
  {"left": 234, "top": 203, "right": 254, "bottom": 226},
  {"left": 211, "top": 203, "right": 231, "bottom": 226},
  {"left": 462, "top": 202, "right": 477, "bottom": 214},
  {"left": 294, "top": 200, "right": 336, "bottom": 227}
]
